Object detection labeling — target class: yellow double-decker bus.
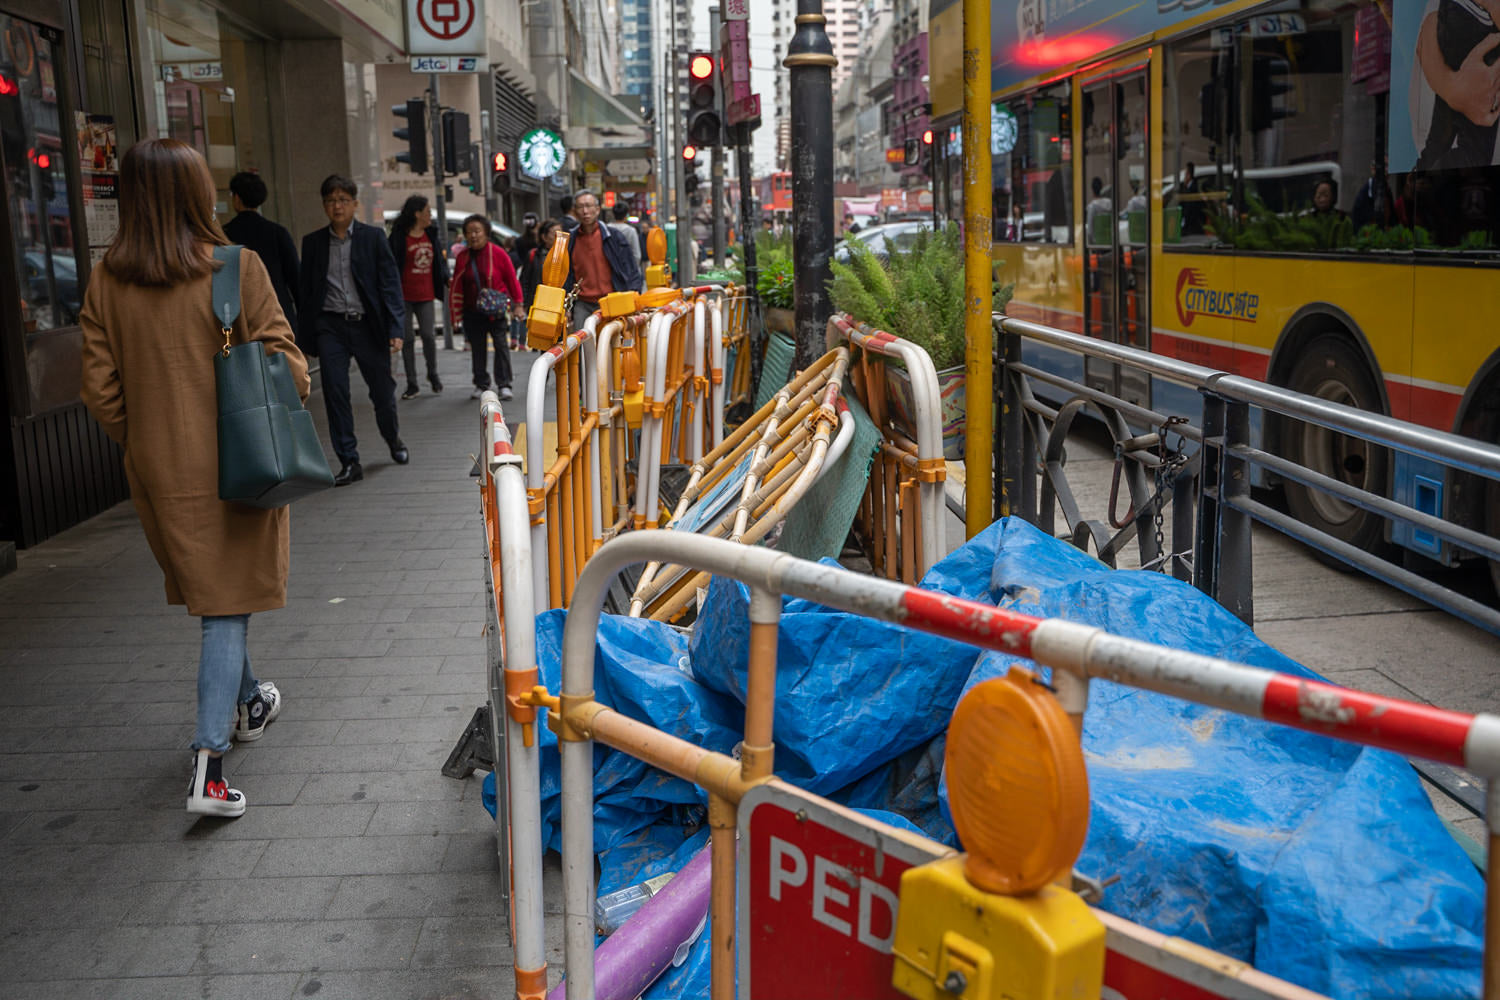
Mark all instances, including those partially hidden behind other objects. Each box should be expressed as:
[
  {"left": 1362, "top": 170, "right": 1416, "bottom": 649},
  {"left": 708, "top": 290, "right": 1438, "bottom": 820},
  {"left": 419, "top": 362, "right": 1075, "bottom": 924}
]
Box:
[{"left": 929, "top": 0, "right": 1500, "bottom": 570}]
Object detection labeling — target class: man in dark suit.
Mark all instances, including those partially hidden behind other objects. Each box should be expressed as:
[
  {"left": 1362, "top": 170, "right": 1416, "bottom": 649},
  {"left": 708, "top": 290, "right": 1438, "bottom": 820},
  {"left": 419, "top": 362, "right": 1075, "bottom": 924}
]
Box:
[
  {"left": 223, "top": 172, "right": 300, "bottom": 334},
  {"left": 297, "top": 175, "right": 408, "bottom": 486}
]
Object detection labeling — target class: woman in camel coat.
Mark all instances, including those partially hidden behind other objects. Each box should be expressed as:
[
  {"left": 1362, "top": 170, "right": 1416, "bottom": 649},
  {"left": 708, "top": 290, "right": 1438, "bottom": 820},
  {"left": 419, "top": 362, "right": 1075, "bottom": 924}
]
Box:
[{"left": 80, "top": 139, "right": 308, "bottom": 818}]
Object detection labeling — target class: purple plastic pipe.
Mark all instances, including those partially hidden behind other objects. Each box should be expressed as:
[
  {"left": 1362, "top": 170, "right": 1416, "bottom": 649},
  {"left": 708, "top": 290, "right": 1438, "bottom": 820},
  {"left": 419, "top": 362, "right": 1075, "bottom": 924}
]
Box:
[{"left": 549, "top": 841, "right": 714, "bottom": 1000}]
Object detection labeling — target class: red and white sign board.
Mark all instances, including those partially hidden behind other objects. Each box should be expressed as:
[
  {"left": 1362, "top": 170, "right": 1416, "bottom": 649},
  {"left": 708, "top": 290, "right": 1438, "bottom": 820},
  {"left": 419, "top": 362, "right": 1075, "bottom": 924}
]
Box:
[
  {"left": 737, "top": 781, "right": 1326, "bottom": 1000},
  {"left": 405, "top": 0, "right": 484, "bottom": 58}
]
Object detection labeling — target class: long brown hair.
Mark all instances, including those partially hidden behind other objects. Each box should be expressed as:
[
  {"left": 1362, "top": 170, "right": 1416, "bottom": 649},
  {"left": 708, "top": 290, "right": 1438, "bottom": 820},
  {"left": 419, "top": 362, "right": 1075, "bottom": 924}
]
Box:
[{"left": 103, "top": 138, "right": 227, "bottom": 286}]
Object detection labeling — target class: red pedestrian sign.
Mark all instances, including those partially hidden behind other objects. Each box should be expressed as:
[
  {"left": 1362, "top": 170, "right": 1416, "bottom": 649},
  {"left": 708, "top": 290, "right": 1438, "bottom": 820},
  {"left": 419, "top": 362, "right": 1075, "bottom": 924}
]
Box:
[{"left": 736, "top": 782, "right": 947, "bottom": 1000}]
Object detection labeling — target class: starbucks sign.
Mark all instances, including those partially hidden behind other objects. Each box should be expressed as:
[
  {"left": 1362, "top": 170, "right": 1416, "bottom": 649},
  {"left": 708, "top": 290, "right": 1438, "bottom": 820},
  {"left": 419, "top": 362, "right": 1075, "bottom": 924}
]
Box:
[{"left": 519, "top": 127, "right": 566, "bottom": 179}]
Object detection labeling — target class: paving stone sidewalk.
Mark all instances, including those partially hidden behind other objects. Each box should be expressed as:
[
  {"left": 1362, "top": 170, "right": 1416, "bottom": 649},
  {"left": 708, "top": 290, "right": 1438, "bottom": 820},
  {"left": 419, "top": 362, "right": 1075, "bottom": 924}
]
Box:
[{"left": 0, "top": 344, "right": 549, "bottom": 999}]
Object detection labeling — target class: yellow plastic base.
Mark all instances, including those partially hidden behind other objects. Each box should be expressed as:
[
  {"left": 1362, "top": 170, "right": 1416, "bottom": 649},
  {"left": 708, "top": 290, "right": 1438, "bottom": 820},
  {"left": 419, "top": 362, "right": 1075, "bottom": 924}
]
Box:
[
  {"left": 891, "top": 856, "right": 1104, "bottom": 1000},
  {"left": 600, "top": 291, "right": 638, "bottom": 320},
  {"left": 645, "top": 263, "right": 672, "bottom": 289},
  {"left": 527, "top": 285, "right": 567, "bottom": 350},
  {"left": 622, "top": 388, "right": 645, "bottom": 427}
]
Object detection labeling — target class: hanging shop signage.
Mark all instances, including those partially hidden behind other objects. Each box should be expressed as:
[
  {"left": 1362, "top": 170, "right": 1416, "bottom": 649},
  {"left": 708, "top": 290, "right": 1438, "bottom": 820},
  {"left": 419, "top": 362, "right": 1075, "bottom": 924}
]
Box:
[
  {"left": 518, "top": 127, "right": 565, "bottom": 179},
  {"left": 405, "top": 0, "right": 483, "bottom": 59},
  {"left": 410, "top": 55, "right": 480, "bottom": 73}
]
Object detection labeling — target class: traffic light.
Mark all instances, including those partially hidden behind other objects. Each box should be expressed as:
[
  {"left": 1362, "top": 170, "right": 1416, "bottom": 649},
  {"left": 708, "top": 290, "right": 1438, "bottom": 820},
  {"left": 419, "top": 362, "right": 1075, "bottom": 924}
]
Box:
[
  {"left": 463, "top": 144, "right": 482, "bottom": 195},
  {"left": 683, "top": 145, "right": 701, "bottom": 196},
  {"left": 1250, "top": 53, "right": 1294, "bottom": 132},
  {"left": 491, "top": 149, "right": 510, "bottom": 194},
  {"left": 393, "top": 98, "right": 428, "bottom": 174},
  {"left": 442, "top": 110, "right": 471, "bottom": 175},
  {"left": 686, "top": 51, "right": 721, "bottom": 148}
]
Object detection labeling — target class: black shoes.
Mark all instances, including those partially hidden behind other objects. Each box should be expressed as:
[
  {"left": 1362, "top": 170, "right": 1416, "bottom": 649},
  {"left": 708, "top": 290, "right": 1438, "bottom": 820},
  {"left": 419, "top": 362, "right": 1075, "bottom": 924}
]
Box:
[
  {"left": 334, "top": 462, "right": 363, "bottom": 486},
  {"left": 430, "top": 375, "right": 443, "bottom": 393},
  {"left": 389, "top": 439, "right": 410, "bottom": 464},
  {"left": 401, "top": 384, "right": 420, "bottom": 400}
]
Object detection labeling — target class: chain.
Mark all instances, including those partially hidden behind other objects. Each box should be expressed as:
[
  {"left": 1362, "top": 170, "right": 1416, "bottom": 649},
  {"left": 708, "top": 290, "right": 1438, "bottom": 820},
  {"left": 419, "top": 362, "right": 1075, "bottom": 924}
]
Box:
[{"left": 1151, "top": 415, "right": 1191, "bottom": 569}]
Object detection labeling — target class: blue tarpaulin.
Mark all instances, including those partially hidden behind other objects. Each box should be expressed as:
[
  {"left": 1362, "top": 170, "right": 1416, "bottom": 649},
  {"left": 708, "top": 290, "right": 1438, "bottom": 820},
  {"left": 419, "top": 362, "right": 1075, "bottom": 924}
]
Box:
[{"left": 483, "top": 518, "right": 1483, "bottom": 999}]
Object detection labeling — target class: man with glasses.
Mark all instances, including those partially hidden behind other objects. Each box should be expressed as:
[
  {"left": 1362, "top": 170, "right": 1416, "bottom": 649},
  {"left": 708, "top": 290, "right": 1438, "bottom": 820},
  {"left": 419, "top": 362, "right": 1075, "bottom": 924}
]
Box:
[
  {"left": 297, "top": 175, "right": 409, "bottom": 486},
  {"left": 564, "top": 190, "right": 644, "bottom": 331}
]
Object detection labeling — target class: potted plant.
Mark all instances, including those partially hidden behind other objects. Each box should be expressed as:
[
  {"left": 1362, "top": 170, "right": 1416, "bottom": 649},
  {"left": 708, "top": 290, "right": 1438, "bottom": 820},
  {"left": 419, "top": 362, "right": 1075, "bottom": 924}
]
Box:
[
  {"left": 756, "top": 231, "right": 796, "bottom": 334},
  {"left": 829, "top": 223, "right": 1013, "bottom": 460}
]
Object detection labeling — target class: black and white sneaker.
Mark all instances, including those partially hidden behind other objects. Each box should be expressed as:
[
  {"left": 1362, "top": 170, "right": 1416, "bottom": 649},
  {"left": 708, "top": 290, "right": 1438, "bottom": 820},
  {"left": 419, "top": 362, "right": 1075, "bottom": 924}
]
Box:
[
  {"left": 186, "top": 749, "right": 246, "bottom": 818},
  {"left": 233, "top": 681, "right": 282, "bottom": 742}
]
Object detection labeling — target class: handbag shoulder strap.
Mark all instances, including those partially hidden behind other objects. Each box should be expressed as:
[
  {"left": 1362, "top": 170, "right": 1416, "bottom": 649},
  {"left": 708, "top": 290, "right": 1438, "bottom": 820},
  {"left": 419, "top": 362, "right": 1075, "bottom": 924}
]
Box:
[
  {"left": 468, "top": 249, "right": 485, "bottom": 290},
  {"left": 211, "top": 245, "right": 243, "bottom": 343}
]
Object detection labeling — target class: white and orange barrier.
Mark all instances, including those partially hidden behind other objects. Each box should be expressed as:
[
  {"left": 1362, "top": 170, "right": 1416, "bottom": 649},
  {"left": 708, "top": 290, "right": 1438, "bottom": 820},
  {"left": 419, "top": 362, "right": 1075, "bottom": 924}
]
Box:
[{"left": 828, "top": 314, "right": 947, "bottom": 584}]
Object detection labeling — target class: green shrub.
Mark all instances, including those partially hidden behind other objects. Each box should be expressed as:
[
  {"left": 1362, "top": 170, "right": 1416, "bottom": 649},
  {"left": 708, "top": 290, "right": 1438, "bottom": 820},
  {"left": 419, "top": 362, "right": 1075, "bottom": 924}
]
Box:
[
  {"left": 756, "top": 231, "right": 795, "bottom": 309},
  {"left": 828, "top": 222, "right": 1014, "bottom": 371}
]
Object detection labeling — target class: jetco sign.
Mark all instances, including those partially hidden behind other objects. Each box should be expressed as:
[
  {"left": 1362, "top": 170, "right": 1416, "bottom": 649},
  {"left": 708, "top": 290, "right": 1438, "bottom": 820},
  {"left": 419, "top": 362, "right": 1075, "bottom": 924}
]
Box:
[{"left": 405, "top": 0, "right": 483, "bottom": 61}]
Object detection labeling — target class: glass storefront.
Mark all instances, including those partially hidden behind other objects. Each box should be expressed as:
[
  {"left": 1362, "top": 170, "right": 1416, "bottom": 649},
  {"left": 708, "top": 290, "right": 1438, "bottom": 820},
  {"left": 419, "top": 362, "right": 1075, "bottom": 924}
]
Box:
[
  {"left": 0, "top": 13, "right": 77, "bottom": 332},
  {"left": 142, "top": 0, "right": 279, "bottom": 218}
]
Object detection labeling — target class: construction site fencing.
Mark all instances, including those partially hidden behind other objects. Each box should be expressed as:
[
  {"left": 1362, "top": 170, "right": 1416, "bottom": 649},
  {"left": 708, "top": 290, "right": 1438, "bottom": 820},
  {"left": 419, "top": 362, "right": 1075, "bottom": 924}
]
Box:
[
  {"left": 517, "top": 530, "right": 1500, "bottom": 1000},
  {"left": 828, "top": 313, "right": 947, "bottom": 584}
]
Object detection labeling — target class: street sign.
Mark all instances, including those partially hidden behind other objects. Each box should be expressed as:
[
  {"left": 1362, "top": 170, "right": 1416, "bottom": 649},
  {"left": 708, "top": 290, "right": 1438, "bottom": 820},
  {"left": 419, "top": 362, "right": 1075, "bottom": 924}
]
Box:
[
  {"left": 726, "top": 93, "right": 761, "bottom": 128},
  {"left": 409, "top": 55, "right": 480, "bottom": 73},
  {"left": 608, "top": 158, "right": 651, "bottom": 178},
  {"left": 737, "top": 782, "right": 948, "bottom": 1000},
  {"left": 723, "top": 0, "right": 750, "bottom": 19},
  {"left": 405, "top": 0, "right": 484, "bottom": 59}
]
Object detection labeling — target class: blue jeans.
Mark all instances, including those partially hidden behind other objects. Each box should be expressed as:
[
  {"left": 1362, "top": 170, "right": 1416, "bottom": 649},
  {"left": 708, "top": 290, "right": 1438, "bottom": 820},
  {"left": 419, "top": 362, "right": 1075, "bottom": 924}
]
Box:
[{"left": 194, "top": 614, "right": 260, "bottom": 754}]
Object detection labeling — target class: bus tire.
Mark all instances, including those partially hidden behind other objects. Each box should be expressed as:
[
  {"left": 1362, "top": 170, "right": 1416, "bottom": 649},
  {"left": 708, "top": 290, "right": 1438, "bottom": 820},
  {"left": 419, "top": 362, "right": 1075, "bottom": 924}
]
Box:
[
  {"left": 1487, "top": 476, "right": 1500, "bottom": 598},
  {"left": 1283, "top": 335, "right": 1389, "bottom": 558}
]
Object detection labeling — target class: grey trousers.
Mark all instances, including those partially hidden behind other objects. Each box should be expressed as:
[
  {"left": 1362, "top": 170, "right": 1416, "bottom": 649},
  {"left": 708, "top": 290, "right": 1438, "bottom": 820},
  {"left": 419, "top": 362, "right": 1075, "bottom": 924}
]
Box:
[{"left": 401, "top": 299, "right": 438, "bottom": 386}]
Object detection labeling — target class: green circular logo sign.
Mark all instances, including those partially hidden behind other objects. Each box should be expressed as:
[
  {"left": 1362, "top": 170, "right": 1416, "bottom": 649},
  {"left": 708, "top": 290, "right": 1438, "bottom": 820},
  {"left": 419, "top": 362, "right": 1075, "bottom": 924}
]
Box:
[
  {"left": 993, "top": 105, "right": 1017, "bottom": 156},
  {"left": 519, "top": 127, "right": 566, "bottom": 179}
]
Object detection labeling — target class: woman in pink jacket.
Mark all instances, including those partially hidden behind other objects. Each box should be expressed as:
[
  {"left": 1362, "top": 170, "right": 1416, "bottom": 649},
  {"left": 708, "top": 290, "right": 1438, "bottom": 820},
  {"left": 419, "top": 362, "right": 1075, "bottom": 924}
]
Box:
[{"left": 449, "top": 214, "right": 524, "bottom": 400}]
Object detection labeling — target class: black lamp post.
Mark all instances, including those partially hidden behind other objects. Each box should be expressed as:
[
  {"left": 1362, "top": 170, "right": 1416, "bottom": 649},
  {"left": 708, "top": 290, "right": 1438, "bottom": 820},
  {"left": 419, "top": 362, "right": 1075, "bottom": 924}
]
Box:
[{"left": 783, "top": 0, "right": 837, "bottom": 370}]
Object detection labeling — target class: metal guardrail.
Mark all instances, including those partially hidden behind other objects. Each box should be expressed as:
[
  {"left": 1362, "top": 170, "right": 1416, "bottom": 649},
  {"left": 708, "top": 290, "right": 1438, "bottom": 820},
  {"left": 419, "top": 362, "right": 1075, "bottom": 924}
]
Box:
[
  {"left": 993, "top": 314, "right": 1500, "bottom": 635},
  {"left": 991, "top": 314, "right": 1500, "bottom": 816}
]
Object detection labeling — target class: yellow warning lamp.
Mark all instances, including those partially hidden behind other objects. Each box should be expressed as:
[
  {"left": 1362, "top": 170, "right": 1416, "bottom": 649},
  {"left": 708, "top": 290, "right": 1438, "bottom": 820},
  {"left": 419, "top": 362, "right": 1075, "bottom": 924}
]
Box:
[
  {"left": 947, "top": 668, "right": 1089, "bottom": 893},
  {"left": 890, "top": 670, "right": 1102, "bottom": 1000},
  {"left": 644, "top": 226, "right": 672, "bottom": 289},
  {"left": 527, "top": 237, "right": 571, "bottom": 350}
]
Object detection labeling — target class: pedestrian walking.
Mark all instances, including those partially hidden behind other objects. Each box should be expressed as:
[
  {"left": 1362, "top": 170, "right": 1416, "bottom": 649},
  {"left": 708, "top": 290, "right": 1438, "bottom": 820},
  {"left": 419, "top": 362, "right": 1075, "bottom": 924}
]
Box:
[
  {"left": 559, "top": 194, "right": 579, "bottom": 234},
  {"left": 609, "top": 201, "right": 643, "bottom": 283},
  {"left": 79, "top": 138, "right": 302, "bottom": 818},
  {"left": 297, "top": 174, "right": 409, "bottom": 487},
  {"left": 223, "top": 171, "right": 300, "bottom": 336},
  {"left": 387, "top": 194, "right": 448, "bottom": 399},
  {"left": 514, "top": 214, "right": 548, "bottom": 350},
  {"left": 565, "top": 191, "right": 644, "bottom": 331},
  {"left": 450, "top": 214, "right": 524, "bottom": 400}
]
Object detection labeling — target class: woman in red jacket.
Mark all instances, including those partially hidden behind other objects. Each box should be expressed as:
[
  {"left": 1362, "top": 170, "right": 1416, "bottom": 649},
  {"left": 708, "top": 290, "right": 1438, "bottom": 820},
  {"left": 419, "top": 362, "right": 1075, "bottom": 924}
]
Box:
[{"left": 450, "top": 214, "right": 524, "bottom": 400}]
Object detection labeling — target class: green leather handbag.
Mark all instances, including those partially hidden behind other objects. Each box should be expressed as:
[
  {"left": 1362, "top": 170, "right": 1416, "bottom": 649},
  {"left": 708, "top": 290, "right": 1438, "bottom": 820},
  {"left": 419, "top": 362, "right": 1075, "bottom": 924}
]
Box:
[{"left": 213, "top": 245, "right": 334, "bottom": 507}]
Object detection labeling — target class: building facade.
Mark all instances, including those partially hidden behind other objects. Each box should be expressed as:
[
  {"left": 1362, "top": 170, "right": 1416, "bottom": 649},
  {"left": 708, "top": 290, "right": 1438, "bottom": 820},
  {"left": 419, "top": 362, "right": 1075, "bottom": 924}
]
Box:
[{"left": 0, "top": 0, "right": 639, "bottom": 553}]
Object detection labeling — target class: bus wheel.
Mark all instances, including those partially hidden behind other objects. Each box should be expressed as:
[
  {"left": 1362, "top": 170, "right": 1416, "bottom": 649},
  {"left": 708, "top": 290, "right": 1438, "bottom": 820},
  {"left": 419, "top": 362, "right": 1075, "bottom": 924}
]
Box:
[
  {"left": 1284, "top": 336, "right": 1389, "bottom": 556},
  {"left": 1487, "top": 476, "right": 1500, "bottom": 598}
]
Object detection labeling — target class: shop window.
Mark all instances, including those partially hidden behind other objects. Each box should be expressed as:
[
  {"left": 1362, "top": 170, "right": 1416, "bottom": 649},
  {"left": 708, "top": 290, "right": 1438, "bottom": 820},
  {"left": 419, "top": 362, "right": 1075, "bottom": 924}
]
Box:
[
  {"left": 993, "top": 82, "right": 1073, "bottom": 244},
  {"left": 0, "top": 16, "right": 77, "bottom": 332},
  {"left": 1165, "top": 0, "right": 1500, "bottom": 255}
]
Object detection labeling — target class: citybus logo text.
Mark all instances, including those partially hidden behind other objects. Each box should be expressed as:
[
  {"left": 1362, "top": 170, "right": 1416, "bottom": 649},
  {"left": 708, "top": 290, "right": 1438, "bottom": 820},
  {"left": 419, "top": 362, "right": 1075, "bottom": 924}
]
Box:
[{"left": 1175, "top": 267, "right": 1259, "bottom": 327}]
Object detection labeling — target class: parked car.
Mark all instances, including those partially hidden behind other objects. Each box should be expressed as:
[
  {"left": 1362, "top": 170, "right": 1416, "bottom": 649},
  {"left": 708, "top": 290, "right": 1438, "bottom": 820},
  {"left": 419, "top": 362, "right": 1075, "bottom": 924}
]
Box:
[
  {"left": 833, "top": 220, "right": 934, "bottom": 263},
  {"left": 22, "top": 250, "right": 80, "bottom": 325},
  {"left": 382, "top": 210, "right": 519, "bottom": 243}
]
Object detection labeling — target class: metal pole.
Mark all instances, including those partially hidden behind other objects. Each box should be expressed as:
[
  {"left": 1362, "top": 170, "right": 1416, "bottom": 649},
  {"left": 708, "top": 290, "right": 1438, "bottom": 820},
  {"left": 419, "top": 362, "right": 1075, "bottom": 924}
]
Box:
[
  {"left": 430, "top": 74, "right": 454, "bottom": 350},
  {"left": 480, "top": 108, "right": 499, "bottom": 221},
  {"left": 784, "top": 0, "right": 836, "bottom": 371},
  {"left": 737, "top": 153, "right": 763, "bottom": 392},
  {"left": 960, "top": 0, "right": 993, "bottom": 537},
  {"left": 710, "top": 6, "right": 726, "bottom": 268},
  {"left": 675, "top": 51, "right": 694, "bottom": 284}
]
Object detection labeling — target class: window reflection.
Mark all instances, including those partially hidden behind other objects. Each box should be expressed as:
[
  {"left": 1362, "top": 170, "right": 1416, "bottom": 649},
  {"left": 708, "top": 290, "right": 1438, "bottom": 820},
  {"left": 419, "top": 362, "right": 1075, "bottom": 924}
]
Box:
[
  {"left": 0, "top": 16, "right": 77, "bottom": 331},
  {"left": 1163, "top": 0, "right": 1500, "bottom": 255},
  {"left": 993, "top": 82, "right": 1073, "bottom": 244}
]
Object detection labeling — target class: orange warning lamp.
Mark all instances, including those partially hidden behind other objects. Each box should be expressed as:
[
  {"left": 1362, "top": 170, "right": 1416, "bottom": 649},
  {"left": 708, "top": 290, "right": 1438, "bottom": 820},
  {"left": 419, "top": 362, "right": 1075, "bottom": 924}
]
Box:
[
  {"left": 644, "top": 227, "right": 672, "bottom": 289},
  {"left": 944, "top": 669, "right": 1089, "bottom": 895},
  {"left": 526, "top": 237, "right": 572, "bottom": 350}
]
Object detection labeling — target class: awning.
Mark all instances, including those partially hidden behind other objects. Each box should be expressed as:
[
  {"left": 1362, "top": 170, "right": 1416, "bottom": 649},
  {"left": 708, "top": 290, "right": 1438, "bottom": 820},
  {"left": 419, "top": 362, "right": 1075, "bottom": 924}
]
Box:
[{"left": 567, "top": 69, "right": 652, "bottom": 152}]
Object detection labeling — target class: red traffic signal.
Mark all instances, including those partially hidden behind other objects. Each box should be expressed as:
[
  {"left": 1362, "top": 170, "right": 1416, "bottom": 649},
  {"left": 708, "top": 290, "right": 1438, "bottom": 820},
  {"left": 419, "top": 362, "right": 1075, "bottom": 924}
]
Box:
[
  {"left": 690, "top": 54, "right": 714, "bottom": 80},
  {"left": 682, "top": 145, "right": 698, "bottom": 161},
  {"left": 922, "top": 129, "right": 933, "bottom": 145},
  {"left": 492, "top": 151, "right": 508, "bottom": 173}
]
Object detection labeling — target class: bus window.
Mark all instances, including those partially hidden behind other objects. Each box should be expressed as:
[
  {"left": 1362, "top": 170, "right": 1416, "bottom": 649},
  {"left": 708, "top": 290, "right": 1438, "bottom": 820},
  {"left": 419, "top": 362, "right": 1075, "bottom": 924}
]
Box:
[
  {"left": 993, "top": 81, "right": 1073, "bottom": 245},
  {"left": 1165, "top": 0, "right": 1500, "bottom": 256}
]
